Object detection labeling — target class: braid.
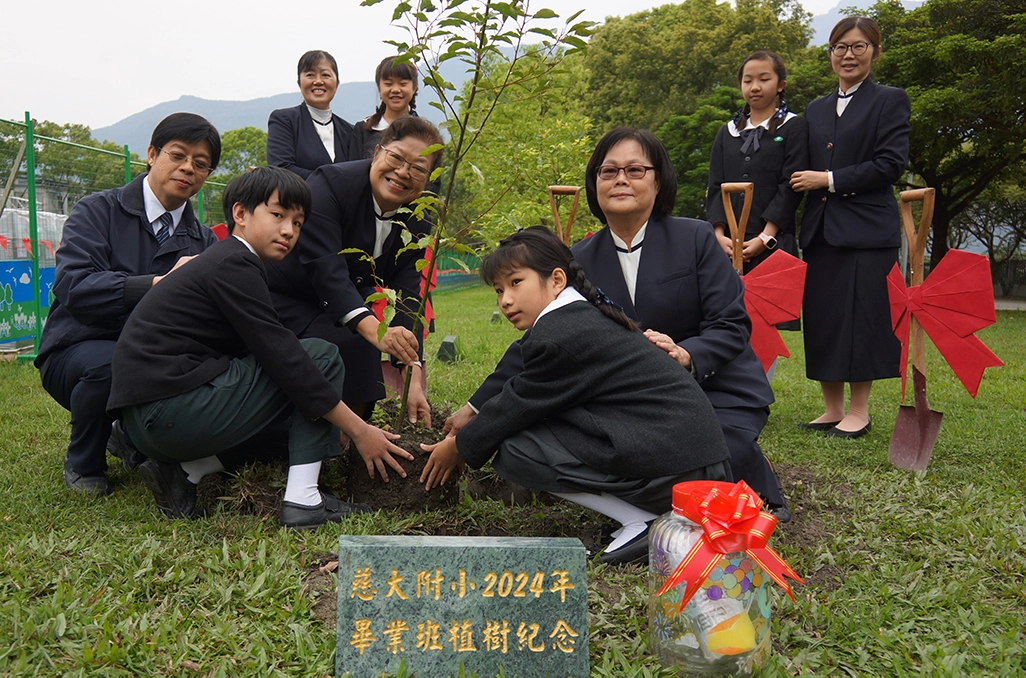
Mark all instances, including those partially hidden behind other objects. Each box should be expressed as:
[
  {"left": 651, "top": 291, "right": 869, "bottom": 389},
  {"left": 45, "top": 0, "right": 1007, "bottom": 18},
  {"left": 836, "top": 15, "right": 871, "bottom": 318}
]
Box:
[
  {"left": 767, "top": 89, "right": 789, "bottom": 135},
  {"left": 367, "top": 101, "right": 387, "bottom": 129},
  {"left": 567, "top": 258, "right": 639, "bottom": 331},
  {"left": 732, "top": 103, "right": 752, "bottom": 132}
]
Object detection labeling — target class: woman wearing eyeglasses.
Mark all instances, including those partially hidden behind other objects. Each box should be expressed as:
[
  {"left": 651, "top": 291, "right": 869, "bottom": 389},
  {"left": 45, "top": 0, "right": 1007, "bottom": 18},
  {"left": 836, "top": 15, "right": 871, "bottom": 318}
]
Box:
[
  {"left": 266, "top": 116, "right": 443, "bottom": 424},
  {"left": 450, "top": 128, "right": 791, "bottom": 525},
  {"left": 266, "top": 50, "right": 354, "bottom": 179},
  {"left": 789, "top": 17, "right": 911, "bottom": 439}
]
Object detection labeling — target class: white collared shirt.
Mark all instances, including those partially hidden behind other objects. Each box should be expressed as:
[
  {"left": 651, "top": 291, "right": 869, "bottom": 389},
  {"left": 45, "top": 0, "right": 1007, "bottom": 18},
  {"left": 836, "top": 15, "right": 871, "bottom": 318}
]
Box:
[
  {"left": 307, "top": 104, "right": 335, "bottom": 162},
  {"left": 835, "top": 79, "right": 864, "bottom": 117},
  {"left": 232, "top": 234, "right": 257, "bottom": 256},
  {"left": 534, "top": 286, "right": 586, "bottom": 326},
  {"left": 610, "top": 222, "right": 647, "bottom": 304},
  {"left": 726, "top": 110, "right": 798, "bottom": 137},
  {"left": 142, "top": 175, "right": 187, "bottom": 238}
]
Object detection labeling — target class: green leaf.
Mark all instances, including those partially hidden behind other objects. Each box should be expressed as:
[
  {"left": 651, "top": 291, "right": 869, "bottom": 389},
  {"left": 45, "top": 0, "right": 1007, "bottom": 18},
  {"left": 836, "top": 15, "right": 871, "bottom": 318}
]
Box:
[{"left": 532, "top": 8, "right": 558, "bottom": 19}]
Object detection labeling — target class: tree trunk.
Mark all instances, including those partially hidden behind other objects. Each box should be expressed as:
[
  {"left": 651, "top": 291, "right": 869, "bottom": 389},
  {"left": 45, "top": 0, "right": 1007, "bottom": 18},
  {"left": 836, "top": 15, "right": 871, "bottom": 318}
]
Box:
[{"left": 929, "top": 198, "right": 952, "bottom": 270}]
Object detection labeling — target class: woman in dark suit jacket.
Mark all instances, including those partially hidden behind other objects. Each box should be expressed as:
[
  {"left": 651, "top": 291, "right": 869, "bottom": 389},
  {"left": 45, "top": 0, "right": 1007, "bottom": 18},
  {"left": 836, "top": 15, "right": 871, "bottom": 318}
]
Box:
[
  {"left": 266, "top": 116, "right": 443, "bottom": 423},
  {"left": 790, "top": 17, "right": 911, "bottom": 439},
  {"left": 266, "top": 50, "right": 353, "bottom": 178},
  {"left": 707, "top": 50, "right": 808, "bottom": 274},
  {"left": 447, "top": 128, "right": 791, "bottom": 522}
]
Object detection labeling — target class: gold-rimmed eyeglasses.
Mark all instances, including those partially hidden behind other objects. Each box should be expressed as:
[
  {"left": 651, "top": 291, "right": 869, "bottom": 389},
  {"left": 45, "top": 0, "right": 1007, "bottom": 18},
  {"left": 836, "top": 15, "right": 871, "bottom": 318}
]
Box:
[
  {"left": 159, "top": 148, "right": 213, "bottom": 175},
  {"left": 829, "top": 41, "right": 871, "bottom": 56},
  {"left": 379, "top": 148, "right": 431, "bottom": 181}
]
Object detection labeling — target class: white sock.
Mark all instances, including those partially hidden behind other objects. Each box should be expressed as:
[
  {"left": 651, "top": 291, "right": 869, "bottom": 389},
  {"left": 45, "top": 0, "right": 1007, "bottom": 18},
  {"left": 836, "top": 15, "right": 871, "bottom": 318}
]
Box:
[
  {"left": 553, "top": 491, "right": 658, "bottom": 552},
  {"left": 179, "top": 456, "right": 224, "bottom": 485},
  {"left": 283, "top": 461, "right": 322, "bottom": 506}
]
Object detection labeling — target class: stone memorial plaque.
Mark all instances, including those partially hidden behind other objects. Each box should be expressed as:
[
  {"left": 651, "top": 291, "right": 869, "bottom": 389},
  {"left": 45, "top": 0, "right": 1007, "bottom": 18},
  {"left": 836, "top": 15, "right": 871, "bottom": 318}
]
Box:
[{"left": 336, "top": 536, "right": 588, "bottom": 677}]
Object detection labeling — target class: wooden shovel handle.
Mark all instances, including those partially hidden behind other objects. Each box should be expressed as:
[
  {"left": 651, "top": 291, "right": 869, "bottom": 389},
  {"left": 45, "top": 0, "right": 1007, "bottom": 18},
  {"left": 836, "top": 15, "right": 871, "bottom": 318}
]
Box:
[
  {"left": 899, "top": 187, "right": 936, "bottom": 372},
  {"left": 549, "top": 186, "right": 582, "bottom": 245},
  {"left": 721, "top": 182, "right": 754, "bottom": 272}
]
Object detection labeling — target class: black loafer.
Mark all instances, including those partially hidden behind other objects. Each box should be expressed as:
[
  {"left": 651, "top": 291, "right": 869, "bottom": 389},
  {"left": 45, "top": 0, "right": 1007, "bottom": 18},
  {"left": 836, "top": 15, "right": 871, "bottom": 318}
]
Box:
[
  {"left": 764, "top": 465, "right": 791, "bottom": 524},
  {"left": 107, "top": 420, "right": 146, "bottom": 470},
  {"left": 598, "top": 523, "right": 651, "bottom": 566},
  {"left": 798, "top": 420, "right": 841, "bottom": 431},
  {"left": 63, "top": 457, "right": 111, "bottom": 495},
  {"left": 137, "top": 459, "right": 202, "bottom": 519},
  {"left": 280, "top": 493, "right": 372, "bottom": 530},
  {"left": 826, "top": 419, "right": 872, "bottom": 439}
]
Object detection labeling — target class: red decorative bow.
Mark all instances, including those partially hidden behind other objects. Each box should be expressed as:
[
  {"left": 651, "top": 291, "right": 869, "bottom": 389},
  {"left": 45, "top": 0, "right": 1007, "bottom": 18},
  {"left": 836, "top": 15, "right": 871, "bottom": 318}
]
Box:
[
  {"left": 657, "top": 480, "right": 804, "bottom": 611},
  {"left": 887, "top": 249, "right": 1003, "bottom": 399},
  {"left": 741, "top": 250, "right": 807, "bottom": 371}
]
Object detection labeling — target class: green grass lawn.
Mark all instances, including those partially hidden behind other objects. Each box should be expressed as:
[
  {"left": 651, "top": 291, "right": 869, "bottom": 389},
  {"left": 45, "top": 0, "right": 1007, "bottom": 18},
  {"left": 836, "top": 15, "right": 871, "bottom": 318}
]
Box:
[{"left": 1, "top": 285, "right": 1024, "bottom": 676}]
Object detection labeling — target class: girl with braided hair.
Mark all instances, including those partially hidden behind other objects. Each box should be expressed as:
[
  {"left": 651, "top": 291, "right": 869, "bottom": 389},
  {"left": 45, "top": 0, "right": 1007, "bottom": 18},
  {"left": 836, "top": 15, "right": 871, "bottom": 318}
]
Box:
[
  {"left": 706, "top": 51, "right": 808, "bottom": 273},
  {"left": 349, "top": 56, "right": 420, "bottom": 160},
  {"left": 421, "top": 226, "right": 731, "bottom": 565}
]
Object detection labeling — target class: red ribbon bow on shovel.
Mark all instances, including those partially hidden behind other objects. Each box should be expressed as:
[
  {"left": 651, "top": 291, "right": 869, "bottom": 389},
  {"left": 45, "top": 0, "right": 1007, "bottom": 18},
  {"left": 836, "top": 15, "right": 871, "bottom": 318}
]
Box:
[
  {"left": 657, "top": 481, "right": 804, "bottom": 612},
  {"left": 886, "top": 249, "right": 1003, "bottom": 399},
  {"left": 741, "top": 250, "right": 807, "bottom": 371}
]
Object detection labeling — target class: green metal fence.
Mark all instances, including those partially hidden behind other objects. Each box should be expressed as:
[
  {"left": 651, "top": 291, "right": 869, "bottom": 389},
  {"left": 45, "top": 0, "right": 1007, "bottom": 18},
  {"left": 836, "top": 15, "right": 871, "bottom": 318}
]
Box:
[{"left": 0, "top": 112, "right": 225, "bottom": 360}]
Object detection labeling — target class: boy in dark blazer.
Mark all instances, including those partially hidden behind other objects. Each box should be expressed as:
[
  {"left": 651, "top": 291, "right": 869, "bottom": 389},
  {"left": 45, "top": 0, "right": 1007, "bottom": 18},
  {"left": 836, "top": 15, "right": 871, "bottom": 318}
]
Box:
[
  {"left": 36, "top": 113, "right": 221, "bottom": 495},
  {"left": 107, "top": 167, "right": 412, "bottom": 528}
]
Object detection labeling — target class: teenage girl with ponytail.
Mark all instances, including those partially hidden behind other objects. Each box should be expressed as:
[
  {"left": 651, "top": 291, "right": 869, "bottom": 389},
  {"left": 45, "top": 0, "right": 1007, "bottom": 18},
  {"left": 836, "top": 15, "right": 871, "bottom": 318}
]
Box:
[
  {"left": 421, "top": 226, "right": 732, "bottom": 565},
  {"left": 706, "top": 51, "right": 808, "bottom": 272},
  {"left": 349, "top": 56, "right": 420, "bottom": 160}
]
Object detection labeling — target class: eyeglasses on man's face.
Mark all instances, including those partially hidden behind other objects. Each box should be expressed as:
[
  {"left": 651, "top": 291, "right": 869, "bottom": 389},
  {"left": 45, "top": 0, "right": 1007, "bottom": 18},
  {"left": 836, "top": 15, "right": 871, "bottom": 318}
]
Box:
[
  {"left": 159, "top": 148, "right": 213, "bottom": 175},
  {"left": 379, "top": 147, "right": 431, "bottom": 181},
  {"left": 829, "top": 41, "right": 871, "bottom": 56},
  {"left": 596, "top": 164, "right": 656, "bottom": 181}
]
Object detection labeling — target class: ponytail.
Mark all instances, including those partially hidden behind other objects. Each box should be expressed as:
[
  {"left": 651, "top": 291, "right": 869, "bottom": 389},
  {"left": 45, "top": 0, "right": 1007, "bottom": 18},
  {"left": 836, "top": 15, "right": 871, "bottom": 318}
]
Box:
[
  {"left": 566, "top": 258, "right": 639, "bottom": 331},
  {"left": 366, "top": 101, "right": 388, "bottom": 130}
]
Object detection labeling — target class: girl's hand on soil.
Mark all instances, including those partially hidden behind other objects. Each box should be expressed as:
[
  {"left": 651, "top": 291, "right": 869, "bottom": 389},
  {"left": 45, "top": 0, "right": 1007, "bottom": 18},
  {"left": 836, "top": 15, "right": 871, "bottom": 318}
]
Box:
[
  {"left": 420, "top": 437, "right": 465, "bottom": 491},
  {"left": 442, "top": 404, "right": 476, "bottom": 438},
  {"left": 405, "top": 365, "right": 432, "bottom": 426},
  {"left": 351, "top": 424, "right": 413, "bottom": 482},
  {"left": 644, "top": 329, "right": 692, "bottom": 369}
]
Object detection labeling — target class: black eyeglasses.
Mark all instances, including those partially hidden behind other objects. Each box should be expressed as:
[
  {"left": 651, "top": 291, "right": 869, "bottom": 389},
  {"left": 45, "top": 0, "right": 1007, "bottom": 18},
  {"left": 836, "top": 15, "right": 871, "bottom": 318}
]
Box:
[
  {"left": 829, "top": 41, "right": 871, "bottom": 56},
  {"left": 159, "top": 148, "right": 213, "bottom": 175},
  {"left": 379, "top": 148, "right": 431, "bottom": 181},
  {"left": 596, "top": 165, "right": 655, "bottom": 181}
]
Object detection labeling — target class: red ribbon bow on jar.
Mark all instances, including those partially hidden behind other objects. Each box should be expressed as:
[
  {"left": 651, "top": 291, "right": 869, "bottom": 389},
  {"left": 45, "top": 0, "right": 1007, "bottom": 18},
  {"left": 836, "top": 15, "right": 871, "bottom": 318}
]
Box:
[
  {"left": 657, "top": 480, "right": 804, "bottom": 611},
  {"left": 886, "top": 249, "right": 1003, "bottom": 399}
]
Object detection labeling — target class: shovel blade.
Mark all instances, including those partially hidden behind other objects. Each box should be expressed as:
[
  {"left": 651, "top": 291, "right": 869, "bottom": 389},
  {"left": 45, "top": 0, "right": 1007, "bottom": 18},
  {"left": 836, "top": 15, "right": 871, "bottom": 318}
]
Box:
[{"left": 889, "top": 368, "right": 943, "bottom": 472}]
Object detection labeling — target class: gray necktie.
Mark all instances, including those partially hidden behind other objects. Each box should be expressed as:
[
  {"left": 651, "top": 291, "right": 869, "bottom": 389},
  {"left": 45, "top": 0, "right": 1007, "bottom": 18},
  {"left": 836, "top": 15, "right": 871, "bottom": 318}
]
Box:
[{"left": 156, "top": 211, "right": 173, "bottom": 247}]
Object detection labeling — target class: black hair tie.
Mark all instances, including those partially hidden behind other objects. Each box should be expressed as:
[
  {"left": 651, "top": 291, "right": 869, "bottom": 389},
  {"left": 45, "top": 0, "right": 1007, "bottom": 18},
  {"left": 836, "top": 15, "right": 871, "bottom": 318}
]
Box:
[{"left": 595, "top": 287, "right": 625, "bottom": 312}]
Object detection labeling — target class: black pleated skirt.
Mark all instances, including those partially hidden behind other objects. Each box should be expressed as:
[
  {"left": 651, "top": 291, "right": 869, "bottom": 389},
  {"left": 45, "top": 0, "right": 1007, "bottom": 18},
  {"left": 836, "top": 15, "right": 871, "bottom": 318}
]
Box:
[{"left": 802, "top": 234, "right": 901, "bottom": 382}]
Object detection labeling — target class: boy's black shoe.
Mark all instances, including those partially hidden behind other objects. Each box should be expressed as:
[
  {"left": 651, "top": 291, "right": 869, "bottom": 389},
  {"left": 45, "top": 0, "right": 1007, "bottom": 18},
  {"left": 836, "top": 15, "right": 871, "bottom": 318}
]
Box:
[
  {"left": 280, "top": 493, "right": 372, "bottom": 530},
  {"left": 138, "top": 459, "right": 202, "bottom": 519},
  {"left": 107, "top": 420, "right": 146, "bottom": 470},
  {"left": 63, "top": 456, "right": 111, "bottom": 495}
]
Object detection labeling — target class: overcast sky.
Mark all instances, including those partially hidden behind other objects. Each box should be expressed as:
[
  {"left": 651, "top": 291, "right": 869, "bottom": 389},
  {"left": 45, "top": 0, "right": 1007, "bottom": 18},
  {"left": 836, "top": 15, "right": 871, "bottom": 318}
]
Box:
[{"left": 3, "top": 0, "right": 839, "bottom": 130}]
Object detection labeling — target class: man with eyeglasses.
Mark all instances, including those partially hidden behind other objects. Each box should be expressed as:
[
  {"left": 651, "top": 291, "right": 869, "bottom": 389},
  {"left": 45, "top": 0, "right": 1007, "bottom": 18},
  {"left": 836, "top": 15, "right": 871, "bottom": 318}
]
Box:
[{"left": 35, "top": 112, "right": 221, "bottom": 496}]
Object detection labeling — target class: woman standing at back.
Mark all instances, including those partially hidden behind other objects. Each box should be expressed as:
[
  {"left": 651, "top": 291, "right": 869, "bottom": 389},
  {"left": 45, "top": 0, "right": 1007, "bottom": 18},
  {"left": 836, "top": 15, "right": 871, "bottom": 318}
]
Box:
[
  {"left": 790, "top": 17, "right": 911, "bottom": 438},
  {"left": 266, "top": 50, "right": 353, "bottom": 178},
  {"left": 349, "top": 56, "right": 420, "bottom": 160}
]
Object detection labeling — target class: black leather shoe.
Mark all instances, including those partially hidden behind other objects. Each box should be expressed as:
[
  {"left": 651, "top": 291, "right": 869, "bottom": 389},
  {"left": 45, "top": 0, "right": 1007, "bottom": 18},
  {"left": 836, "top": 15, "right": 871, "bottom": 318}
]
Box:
[
  {"left": 63, "top": 457, "right": 110, "bottom": 495},
  {"left": 598, "top": 523, "right": 651, "bottom": 566},
  {"left": 826, "top": 419, "right": 872, "bottom": 439},
  {"left": 798, "top": 420, "right": 841, "bottom": 431},
  {"left": 137, "top": 459, "right": 202, "bottom": 519},
  {"left": 765, "top": 465, "right": 791, "bottom": 523},
  {"left": 280, "top": 493, "right": 372, "bottom": 530},
  {"left": 107, "top": 420, "right": 146, "bottom": 470}
]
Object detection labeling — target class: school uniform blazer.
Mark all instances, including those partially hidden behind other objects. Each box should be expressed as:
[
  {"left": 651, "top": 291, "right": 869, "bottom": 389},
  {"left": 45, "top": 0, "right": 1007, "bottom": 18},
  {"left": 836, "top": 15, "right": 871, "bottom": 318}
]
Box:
[
  {"left": 799, "top": 78, "right": 911, "bottom": 250},
  {"left": 107, "top": 237, "right": 340, "bottom": 420},
  {"left": 456, "top": 302, "right": 729, "bottom": 478},
  {"left": 469, "top": 217, "right": 774, "bottom": 412},
  {"left": 706, "top": 115, "right": 809, "bottom": 238},
  {"left": 36, "top": 174, "right": 217, "bottom": 366},
  {"left": 266, "top": 103, "right": 353, "bottom": 179},
  {"left": 266, "top": 160, "right": 429, "bottom": 342}
]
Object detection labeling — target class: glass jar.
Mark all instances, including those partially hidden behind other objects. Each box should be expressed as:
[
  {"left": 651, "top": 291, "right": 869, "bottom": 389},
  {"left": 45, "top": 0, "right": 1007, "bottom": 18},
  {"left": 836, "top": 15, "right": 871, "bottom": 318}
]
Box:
[{"left": 648, "top": 500, "right": 772, "bottom": 676}]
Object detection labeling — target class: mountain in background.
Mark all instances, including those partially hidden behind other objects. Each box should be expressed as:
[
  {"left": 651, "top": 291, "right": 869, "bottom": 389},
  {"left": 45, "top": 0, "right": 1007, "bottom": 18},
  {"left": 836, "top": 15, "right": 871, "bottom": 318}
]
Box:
[{"left": 93, "top": 2, "right": 924, "bottom": 153}]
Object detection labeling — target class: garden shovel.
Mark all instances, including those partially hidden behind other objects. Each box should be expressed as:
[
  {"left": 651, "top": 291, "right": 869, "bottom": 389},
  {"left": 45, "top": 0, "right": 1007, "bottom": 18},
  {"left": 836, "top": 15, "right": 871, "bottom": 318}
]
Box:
[
  {"left": 720, "top": 182, "right": 754, "bottom": 272},
  {"left": 889, "top": 188, "right": 943, "bottom": 472},
  {"left": 548, "top": 185, "right": 582, "bottom": 245}
]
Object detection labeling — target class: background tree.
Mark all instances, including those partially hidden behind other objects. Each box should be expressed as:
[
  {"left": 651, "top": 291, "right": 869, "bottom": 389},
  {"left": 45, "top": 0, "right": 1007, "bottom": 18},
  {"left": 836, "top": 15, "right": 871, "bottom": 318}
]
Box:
[
  {"left": 952, "top": 173, "right": 1026, "bottom": 296},
  {"left": 874, "top": 0, "right": 1026, "bottom": 267},
  {"left": 582, "top": 0, "right": 812, "bottom": 133},
  {"left": 211, "top": 126, "right": 267, "bottom": 181},
  {"left": 32, "top": 122, "right": 135, "bottom": 213}
]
